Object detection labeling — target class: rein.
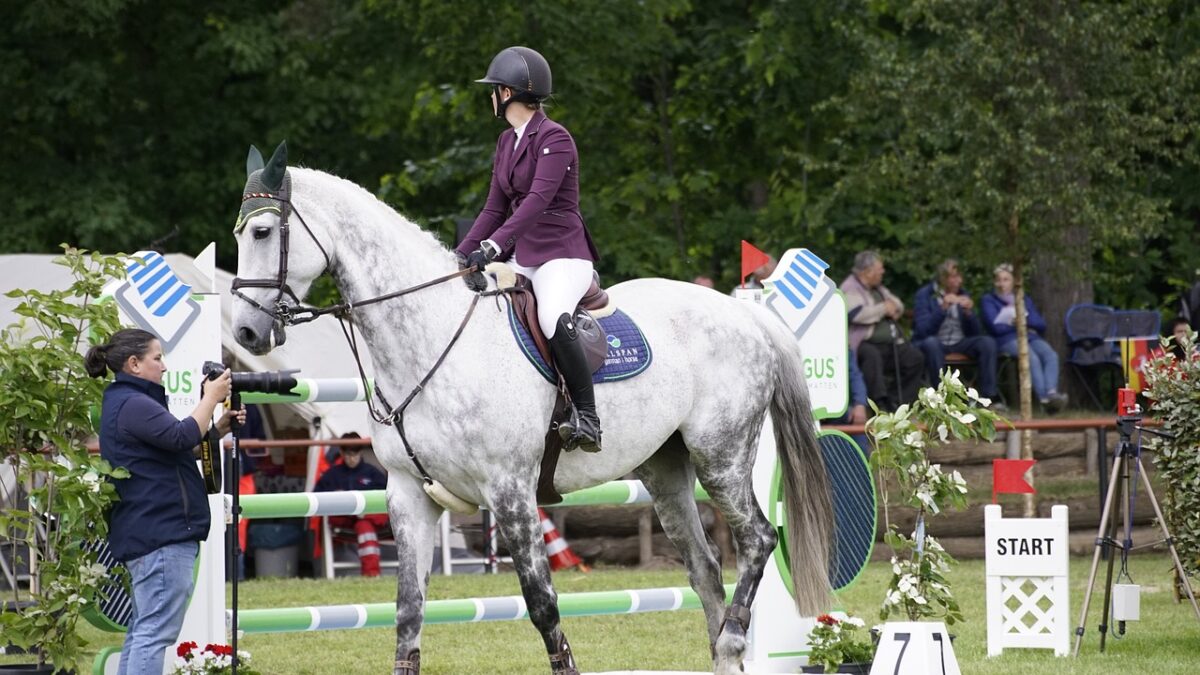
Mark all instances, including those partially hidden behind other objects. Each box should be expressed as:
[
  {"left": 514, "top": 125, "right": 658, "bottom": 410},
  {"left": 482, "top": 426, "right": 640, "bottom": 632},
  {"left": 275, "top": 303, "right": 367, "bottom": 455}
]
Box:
[{"left": 232, "top": 182, "right": 481, "bottom": 487}]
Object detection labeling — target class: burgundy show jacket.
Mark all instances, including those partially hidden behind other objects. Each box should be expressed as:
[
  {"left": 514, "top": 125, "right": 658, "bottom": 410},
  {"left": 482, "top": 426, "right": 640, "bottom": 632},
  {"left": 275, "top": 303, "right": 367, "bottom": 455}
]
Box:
[{"left": 456, "top": 110, "right": 599, "bottom": 267}]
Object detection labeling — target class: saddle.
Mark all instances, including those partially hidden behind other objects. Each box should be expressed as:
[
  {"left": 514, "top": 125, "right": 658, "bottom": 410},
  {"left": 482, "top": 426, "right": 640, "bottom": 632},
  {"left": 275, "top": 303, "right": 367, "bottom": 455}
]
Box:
[
  {"left": 487, "top": 263, "right": 614, "bottom": 504},
  {"left": 489, "top": 263, "right": 614, "bottom": 371}
]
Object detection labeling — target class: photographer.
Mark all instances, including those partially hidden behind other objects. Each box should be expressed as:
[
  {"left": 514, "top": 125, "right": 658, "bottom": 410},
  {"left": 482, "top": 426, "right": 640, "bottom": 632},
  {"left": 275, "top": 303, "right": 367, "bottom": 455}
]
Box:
[{"left": 85, "top": 328, "right": 244, "bottom": 675}]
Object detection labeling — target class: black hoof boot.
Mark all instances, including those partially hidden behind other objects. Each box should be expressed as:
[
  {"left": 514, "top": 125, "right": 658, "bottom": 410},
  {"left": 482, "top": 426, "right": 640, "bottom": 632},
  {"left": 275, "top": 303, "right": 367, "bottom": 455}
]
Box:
[
  {"left": 549, "top": 634, "right": 580, "bottom": 675},
  {"left": 549, "top": 313, "right": 603, "bottom": 453},
  {"left": 394, "top": 649, "right": 420, "bottom": 674}
]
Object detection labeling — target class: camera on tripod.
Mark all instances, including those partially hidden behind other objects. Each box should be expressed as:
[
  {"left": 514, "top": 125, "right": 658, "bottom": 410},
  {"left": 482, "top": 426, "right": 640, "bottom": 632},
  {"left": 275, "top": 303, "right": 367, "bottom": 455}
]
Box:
[{"left": 201, "top": 361, "right": 299, "bottom": 395}]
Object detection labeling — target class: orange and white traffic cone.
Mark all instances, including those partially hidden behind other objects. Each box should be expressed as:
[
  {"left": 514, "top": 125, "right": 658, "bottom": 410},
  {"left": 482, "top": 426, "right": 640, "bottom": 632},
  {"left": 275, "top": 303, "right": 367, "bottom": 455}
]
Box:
[{"left": 538, "top": 508, "right": 588, "bottom": 572}]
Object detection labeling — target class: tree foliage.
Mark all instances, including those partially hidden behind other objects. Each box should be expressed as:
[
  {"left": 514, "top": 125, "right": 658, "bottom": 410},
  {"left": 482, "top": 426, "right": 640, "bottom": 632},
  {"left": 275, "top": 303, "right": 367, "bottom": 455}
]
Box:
[{"left": 0, "top": 0, "right": 1197, "bottom": 314}]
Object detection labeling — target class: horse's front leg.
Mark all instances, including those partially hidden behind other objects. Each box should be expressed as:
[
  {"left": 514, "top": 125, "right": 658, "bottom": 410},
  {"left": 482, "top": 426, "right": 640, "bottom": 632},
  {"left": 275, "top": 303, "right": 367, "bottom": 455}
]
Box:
[
  {"left": 387, "top": 476, "right": 443, "bottom": 675},
  {"left": 490, "top": 482, "right": 579, "bottom": 675}
]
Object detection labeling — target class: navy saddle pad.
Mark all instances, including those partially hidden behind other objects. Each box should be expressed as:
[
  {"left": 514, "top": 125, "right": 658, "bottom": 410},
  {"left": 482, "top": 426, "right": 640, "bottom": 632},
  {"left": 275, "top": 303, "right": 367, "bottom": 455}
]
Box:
[{"left": 508, "top": 305, "right": 653, "bottom": 384}]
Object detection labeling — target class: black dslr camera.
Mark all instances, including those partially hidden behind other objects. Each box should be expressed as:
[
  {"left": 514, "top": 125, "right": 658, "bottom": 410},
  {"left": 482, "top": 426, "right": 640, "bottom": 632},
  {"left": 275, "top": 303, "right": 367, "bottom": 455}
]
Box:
[{"left": 201, "top": 361, "right": 299, "bottom": 395}]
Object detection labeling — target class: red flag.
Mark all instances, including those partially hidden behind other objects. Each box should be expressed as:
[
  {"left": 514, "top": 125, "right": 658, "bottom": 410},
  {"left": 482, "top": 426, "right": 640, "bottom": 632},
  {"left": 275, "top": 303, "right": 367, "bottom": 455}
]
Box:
[
  {"left": 993, "top": 459, "right": 1037, "bottom": 503},
  {"left": 741, "top": 240, "right": 771, "bottom": 287}
]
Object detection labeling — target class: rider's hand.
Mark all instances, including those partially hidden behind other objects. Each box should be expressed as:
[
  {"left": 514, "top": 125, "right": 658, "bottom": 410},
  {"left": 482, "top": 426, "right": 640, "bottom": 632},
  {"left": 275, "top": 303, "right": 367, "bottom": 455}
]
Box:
[
  {"left": 462, "top": 242, "right": 498, "bottom": 292},
  {"left": 465, "top": 242, "right": 498, "bottom": 271}
]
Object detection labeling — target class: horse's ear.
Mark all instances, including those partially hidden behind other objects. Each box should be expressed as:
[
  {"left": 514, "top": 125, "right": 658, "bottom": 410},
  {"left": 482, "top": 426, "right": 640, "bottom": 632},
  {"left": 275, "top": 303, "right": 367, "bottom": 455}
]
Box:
[
  {"left": 246, "top": 145, "right": 265, "bottom": 177},
  {"left": 261, "top": 140, "right": 288, "bottom": 191}
]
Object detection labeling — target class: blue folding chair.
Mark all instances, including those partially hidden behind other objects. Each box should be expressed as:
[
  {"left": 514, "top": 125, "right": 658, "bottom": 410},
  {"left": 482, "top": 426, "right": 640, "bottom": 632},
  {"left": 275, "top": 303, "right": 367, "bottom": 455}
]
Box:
[{"left": 1064, "top": 304, "right": 1121, "bottom": 410}]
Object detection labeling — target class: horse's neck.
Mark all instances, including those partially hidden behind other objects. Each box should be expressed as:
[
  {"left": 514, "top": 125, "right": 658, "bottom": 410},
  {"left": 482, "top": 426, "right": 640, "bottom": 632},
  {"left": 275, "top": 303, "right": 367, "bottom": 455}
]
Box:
[{"left": 304, "top": 172, "right": 482, "bottom": 372}]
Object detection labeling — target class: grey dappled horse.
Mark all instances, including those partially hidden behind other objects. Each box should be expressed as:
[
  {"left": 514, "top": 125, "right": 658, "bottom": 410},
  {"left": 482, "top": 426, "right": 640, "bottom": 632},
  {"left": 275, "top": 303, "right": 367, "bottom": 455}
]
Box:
[{"left": 230, "top": 143, "right": 833, "bottom": 675}]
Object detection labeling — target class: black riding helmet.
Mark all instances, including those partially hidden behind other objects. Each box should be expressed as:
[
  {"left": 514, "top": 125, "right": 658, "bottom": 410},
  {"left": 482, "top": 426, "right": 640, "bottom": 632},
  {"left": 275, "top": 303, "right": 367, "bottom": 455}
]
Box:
[{"left": 477, "top": 46, "right": 552, "bottom": 119}]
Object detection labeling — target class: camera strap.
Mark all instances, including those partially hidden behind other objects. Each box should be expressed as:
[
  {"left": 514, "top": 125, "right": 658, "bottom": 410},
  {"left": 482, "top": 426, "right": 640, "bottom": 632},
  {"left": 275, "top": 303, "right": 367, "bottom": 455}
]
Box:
[{"left": 199, "top": 423, "right": 223, "bottom": 494}]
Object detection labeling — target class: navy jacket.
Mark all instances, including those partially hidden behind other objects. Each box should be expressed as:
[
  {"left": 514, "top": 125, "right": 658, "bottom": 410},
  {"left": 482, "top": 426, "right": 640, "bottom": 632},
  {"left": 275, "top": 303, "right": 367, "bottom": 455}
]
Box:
[
  {"left": 980, "top": 292, "right": 1048, "bottom": 347},
  {"left": 314, "top": 460, "right": 387, "bottom": 493},
  {"left": 100, "top": 373, "right": 210, "bottom": 562},
  {"left": 912, "top": 283, "right": 983, "bottom": 342}
]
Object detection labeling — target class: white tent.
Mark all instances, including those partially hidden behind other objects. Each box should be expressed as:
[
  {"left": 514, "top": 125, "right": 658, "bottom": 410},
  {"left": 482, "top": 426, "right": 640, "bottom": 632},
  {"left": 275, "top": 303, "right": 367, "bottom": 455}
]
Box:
[{"left": 0, "top": 252, "right": 374, "bottom": 441}]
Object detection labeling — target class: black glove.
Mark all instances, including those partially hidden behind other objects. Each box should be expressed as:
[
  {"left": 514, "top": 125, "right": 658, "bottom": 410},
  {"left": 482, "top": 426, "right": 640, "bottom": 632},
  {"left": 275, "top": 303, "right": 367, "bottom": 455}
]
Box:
[{"left": 462, "top": 242, "right": 498, "bottom": 292}]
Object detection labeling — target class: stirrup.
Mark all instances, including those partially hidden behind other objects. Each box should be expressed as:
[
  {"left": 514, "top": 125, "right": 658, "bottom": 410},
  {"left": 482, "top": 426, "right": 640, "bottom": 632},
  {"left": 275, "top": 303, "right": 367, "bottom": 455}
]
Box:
[{"left": 558, "top": 408, "right": 602, "bottom": 453}]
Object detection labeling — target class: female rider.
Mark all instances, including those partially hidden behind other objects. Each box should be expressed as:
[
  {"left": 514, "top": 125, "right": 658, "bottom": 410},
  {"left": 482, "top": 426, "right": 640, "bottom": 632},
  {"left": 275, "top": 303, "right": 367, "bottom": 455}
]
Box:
[{"left": 456, "top": 46, "right": 603, "bottom": 453}]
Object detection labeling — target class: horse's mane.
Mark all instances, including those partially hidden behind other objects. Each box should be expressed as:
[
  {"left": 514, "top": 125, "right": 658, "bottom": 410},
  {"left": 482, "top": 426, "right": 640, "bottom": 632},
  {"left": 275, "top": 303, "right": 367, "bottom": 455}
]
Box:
[{"left": 292, "top": 166, "right": 454, "bottom": 256}]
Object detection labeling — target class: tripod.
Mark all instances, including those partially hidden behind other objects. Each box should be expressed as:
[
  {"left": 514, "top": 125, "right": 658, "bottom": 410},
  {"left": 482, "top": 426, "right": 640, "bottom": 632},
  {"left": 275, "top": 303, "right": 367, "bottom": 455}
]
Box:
[{"left": 1072, "top": 415, "right": 1200, "bottom": 655}]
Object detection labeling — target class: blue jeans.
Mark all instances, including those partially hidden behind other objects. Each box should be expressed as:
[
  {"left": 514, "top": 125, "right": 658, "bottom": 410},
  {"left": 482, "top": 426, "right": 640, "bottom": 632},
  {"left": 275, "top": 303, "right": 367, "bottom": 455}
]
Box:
[
  {"left": 1000, "top": 338, "right": 1060, "bottom": 400},
  {"left": 118, "top": 540, "right": 198, "bottom": 675},
  {"left": 916, "top": 335, "right": 999, "bottom": 397}
]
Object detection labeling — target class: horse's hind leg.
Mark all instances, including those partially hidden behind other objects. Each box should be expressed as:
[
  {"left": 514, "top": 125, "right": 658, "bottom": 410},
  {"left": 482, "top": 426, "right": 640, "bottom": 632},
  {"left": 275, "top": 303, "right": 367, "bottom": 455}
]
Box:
[
  {"left": 490, "top": 482, "right": 579, "bottom": 675},
  {"left": 633, "top": 432, "right": 726, "bottom": 653},
  {"left": 387, "top": 478, "right": 443, "bottom": 674},
  {"left": 690, "top": 428, "right": 778, "bottom": 675}
]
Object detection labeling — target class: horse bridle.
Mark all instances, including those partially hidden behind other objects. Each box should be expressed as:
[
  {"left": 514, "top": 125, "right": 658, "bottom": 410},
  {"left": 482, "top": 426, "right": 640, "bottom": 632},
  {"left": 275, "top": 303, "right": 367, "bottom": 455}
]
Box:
[
  {"left": 230, "top": 171, "right": 482, "bottom": 487},
  {"left": 231, "top": 174, "right": 331, "bottom": 337}
]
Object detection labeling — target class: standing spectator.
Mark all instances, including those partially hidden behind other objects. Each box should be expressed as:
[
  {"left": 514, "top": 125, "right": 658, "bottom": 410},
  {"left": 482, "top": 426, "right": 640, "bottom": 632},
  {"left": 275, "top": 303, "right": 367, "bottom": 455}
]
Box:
[
  {"left": 913, "top": 259, "right": 1004, "bottom": 410},
  {"left": 314, "top": 432, "right": 389, "bottom": 576},
  {"left": 1152, "top": 317, "right": 1197, "bottom": 362},
  {"left": 981, "top": 263, "right": 1068, "bottom": 412},
  {"left": 840, "top": 251, "right": 926, "bottom": 411}
]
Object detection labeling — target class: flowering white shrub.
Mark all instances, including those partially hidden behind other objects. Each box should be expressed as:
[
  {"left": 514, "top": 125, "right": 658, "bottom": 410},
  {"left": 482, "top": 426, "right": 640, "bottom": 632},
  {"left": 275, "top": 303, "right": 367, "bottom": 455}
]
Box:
[{"left": 867, "top": 370, "right": 1003, "bottom": 625}]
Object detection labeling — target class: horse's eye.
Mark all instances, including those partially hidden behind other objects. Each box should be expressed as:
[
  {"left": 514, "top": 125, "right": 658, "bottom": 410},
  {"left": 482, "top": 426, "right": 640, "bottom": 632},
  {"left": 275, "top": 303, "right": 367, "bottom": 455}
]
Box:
[{"left": 253, "top": 226, "right": 271, "bottom": 241}]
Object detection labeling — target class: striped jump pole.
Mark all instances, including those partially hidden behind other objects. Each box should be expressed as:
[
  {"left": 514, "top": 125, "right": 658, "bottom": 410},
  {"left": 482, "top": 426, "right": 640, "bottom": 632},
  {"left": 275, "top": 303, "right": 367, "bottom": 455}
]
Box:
[
  {"left": 233, "top": 584, "right": 735, "bottom": 634},
  {"left": 238, "top": 480, "right": 711, "bottom": 519}
]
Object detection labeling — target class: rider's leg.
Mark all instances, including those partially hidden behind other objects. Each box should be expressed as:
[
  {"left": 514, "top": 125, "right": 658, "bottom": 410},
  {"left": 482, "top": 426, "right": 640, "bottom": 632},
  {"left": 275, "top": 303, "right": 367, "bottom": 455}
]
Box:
[{"left": 531, "top": 258, "right": 602, "bottom": 452}]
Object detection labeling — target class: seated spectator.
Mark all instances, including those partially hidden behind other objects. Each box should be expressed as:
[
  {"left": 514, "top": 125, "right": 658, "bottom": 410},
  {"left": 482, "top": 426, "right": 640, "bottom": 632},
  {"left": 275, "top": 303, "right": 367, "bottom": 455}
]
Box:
[
  {"left": 314, "top": 432, "right": 389, "bottom": 576},
  {"left": 981, "top": 264, "right": 1067, "bottom": 412},
  {"left": 840, "top": 251, "right": 925, "bottom": 411},
  {"left": 1153, "top": 317, "right": 1198, "bottom": 361},
  {"left": 913, "top": 259, "right": 1005, "bottom": 410},
  {"left": 833, "top": 348, "right": 870, "bottom": 454}
]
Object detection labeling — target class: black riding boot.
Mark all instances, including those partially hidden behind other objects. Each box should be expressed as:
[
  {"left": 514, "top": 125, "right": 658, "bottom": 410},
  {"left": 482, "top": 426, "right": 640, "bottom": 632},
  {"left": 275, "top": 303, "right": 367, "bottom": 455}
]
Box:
[{"left": 549, "top": 313, "right": 603, "bottom": 453}]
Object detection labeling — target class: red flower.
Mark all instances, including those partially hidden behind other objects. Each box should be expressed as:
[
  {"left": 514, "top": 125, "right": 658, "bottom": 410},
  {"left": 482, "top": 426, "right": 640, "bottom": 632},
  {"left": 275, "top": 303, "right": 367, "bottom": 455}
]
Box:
[
  {"left": 816, "top": 614, "right": 838, "bottom": 626},
  {"left": 176, "top": 641, "right": 198, "bottom": 658},
  {"left": 204, "top": 643, "right": 234, "bottom": 656}
]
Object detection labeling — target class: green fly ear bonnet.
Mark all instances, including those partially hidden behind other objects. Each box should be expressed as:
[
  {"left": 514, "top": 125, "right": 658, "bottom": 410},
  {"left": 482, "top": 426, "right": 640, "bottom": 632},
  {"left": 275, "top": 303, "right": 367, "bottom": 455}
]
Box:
[{"left": 235, "top": 141, "right": 289, "bottom": 234}]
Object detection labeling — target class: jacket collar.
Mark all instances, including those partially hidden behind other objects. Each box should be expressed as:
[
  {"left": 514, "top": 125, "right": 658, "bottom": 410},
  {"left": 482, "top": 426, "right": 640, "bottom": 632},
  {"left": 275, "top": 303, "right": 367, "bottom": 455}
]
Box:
[
  {"left": 512, "top": 109, "right": 548, "bottom": 167},
  {"left": 114, "top": 371, "right": 168, "bottom": 404}
]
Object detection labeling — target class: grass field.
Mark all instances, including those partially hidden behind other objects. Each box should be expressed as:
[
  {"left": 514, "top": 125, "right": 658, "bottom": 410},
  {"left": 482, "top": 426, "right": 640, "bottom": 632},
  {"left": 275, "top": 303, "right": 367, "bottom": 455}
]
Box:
[{"left": 4, "top": 554, "right": 1198, "bottom": 673}]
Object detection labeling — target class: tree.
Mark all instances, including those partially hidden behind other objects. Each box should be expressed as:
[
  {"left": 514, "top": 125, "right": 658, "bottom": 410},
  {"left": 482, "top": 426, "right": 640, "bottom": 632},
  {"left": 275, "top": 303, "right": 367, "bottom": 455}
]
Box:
[{"left": 817, "top": 0, "right": 1198, "bottom": 512}]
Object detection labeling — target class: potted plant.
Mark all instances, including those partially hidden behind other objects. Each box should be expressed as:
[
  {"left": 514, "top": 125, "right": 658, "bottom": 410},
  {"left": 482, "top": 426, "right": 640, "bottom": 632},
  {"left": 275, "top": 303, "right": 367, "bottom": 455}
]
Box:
[
  {"left": 802, "top": 613, "right": 875, "bottom": 673},
  {"left": 0, "top": 247, "right": 128, "bottom": 673},
  {"left": 866, "top": 370, "right": 1001, "bottom": 628},
  {"left": 171, "top": 642, "right": 262, "bottom": 675}
]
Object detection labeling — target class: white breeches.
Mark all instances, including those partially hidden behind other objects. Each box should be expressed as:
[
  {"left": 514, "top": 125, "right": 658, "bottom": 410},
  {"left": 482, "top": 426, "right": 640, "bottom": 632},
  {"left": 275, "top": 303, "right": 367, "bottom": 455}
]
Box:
[{"left": 507, "top": 257, "right": 595, "bottom": 337}]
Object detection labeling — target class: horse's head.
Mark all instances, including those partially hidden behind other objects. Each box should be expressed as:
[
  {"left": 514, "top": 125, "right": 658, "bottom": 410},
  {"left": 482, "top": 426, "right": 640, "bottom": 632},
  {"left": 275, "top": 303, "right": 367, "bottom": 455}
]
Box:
[{"left": 231, "top": 141, "right": 330, "bottom": 354}]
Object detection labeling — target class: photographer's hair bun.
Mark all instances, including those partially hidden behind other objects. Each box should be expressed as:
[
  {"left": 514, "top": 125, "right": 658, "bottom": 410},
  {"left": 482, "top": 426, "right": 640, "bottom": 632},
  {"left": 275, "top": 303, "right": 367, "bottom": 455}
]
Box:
[{"left": 84, "top": 329, "right": 158, "bottom": 378}]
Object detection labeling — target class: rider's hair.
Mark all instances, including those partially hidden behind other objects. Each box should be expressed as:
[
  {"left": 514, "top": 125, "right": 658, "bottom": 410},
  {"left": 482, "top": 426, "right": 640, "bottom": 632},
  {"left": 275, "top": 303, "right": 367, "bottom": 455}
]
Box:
[{"left": 85, "top": 328, "right": 158, "bottom": 378}]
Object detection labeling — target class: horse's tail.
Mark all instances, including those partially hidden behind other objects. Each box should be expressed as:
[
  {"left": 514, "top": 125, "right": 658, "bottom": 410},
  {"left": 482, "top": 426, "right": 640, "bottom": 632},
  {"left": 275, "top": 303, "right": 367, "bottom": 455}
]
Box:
[{"left": 762, "top": 316, "right": 835, "bottom": 615}]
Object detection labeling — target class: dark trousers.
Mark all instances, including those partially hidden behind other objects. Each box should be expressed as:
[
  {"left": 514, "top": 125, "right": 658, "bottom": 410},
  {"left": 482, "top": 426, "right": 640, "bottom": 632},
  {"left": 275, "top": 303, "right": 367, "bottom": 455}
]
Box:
[
  {"left": 915, "top": 335, "right": 999, "bottom": 396},
  {"left": 857, "top": 341, "right": 926, "bottom": 411}
]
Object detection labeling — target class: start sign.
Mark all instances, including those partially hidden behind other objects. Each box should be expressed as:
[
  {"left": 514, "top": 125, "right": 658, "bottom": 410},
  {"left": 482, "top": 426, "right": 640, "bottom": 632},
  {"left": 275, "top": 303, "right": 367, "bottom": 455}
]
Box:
[{"left": 984, "top": 504, "right": 1070, "bottom": 656}]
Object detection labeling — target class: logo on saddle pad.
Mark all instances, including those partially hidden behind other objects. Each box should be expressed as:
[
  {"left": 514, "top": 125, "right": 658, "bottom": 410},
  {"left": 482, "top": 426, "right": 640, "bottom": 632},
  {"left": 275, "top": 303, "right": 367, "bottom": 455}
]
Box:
[{"left": 606, "top": 335, "right": 622, "bottom": 349}]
